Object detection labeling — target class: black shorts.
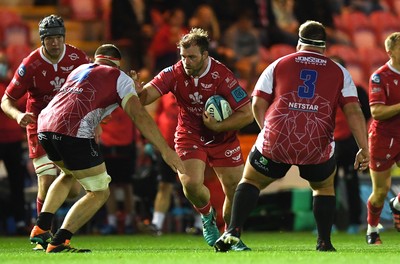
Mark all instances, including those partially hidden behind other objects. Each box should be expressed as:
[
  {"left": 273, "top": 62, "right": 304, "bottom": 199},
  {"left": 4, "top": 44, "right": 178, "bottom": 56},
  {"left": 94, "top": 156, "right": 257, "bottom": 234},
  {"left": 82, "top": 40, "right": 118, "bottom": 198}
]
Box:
[
  {"left": 38, "top": 132, "right": 104, "bottom": 170},
  {"left": 248, "top": 146, "right": 336, "bottom": 182},
  {"left": 156, "top": 153, "right": 177, "bottom": 183}
]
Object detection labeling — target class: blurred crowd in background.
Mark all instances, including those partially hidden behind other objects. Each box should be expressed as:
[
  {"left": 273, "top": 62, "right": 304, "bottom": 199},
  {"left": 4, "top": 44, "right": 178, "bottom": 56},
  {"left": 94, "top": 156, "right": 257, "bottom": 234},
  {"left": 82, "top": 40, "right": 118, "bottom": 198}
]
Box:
[{"left": 0, "top": 0, "right": 398, "bottom": 236}]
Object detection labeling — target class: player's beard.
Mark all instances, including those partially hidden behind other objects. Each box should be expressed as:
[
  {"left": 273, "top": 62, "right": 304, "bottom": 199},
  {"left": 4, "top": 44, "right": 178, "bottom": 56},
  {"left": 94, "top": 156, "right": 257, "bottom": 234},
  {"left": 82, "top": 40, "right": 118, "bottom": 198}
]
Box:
[
  {"left": 43, "top": 45, "right": 63, "bottom": 61},
  {"left": 185, "top": 56, "right": 206, "bottom": 77}
]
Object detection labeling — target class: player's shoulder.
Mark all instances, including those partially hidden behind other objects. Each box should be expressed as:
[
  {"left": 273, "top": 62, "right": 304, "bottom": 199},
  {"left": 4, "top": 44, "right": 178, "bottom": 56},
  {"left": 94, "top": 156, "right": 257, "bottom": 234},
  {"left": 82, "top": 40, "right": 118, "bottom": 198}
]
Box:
[
  {"left": 65, "top": 44, "right": 89, "bottom": 60},
  {"left": 21, "top": 47, "right": 40, "bottom": 63}
]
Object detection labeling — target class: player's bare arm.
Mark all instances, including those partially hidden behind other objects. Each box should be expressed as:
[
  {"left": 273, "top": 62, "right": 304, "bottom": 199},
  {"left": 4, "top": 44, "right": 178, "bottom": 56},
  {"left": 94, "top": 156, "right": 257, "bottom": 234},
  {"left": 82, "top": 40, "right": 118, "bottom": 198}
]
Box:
[
  {"left": 123, "top": 94, "right": 185, "bottom": 174},
  {"left": 203, "top": 102, "right": 253, "bottom": 133},
  {"left": 342, "top": 102, "right": 369, "bottom": 171},
  {"left": 370, "top": 103, "right": 400, "bottom": 121},
  {"left": 252, "top": 96, "right": 270, "bottom": 130},
  {"left": 1, "top": 94, "right": 36, "bottom": 127}
]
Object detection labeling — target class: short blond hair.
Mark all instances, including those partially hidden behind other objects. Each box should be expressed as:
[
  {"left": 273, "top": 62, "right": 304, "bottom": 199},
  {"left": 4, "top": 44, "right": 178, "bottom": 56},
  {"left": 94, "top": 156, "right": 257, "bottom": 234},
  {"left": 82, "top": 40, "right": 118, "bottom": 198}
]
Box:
[
  {"left": 178, "top": 28, "right": 210, "bottom": 53},
  {"left": 384, "top": 32, "right": 400, "bottom": 52}
]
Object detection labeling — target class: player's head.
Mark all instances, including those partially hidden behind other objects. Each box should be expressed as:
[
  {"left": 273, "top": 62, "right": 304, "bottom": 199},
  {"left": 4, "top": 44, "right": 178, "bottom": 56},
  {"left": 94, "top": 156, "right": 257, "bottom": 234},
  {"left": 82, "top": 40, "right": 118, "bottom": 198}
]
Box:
[
  {"left": 297, "top": 20, "right": 326, "bottom": 51},
  {"left": 39, "top": 15, "right": 66, "bottom": 59},
  {"left": 39, "top": 14, "right": 65, "bottom": 43},
  {"left": 178, "top": 28, "right": 210, "bottom": 77},
  {"left": 385, "top": 32, "right": 400, "bottom": 56},
  {"left": 179, "top": 28, "right": 210, "bottom": 54},
  {"left": 94, "top": 44, "right": 122, "bottom": 67}
]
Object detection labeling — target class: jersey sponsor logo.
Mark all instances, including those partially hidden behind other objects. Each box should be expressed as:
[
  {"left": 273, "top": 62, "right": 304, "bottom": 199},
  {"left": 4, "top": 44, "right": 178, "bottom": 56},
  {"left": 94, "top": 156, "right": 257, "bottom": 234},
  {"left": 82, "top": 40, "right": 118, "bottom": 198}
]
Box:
[
  {"left": 371, "top": 87, "right": 381, "bottom": 94},
  {"left": 12, "top": 78, "right": 20, "bottom": 86},
  {"left": 288, "top": 102, "right": 318, "bottom": 112},
  {"left": 254, "top": 156, "right": 269, "bottom": 172},
  {"left": 59, "top": 85, "right": 83, "bottom": 94},
  {"left": 186, "top": 106, "right": 204, "bottom": 116},
  {"left": 50, "top": 76, "right": 66, "bottom": 91},
  {"left": 52, "top": 134, "right": 62, "bottom": 141},
  {"left": 200, "top": 83, "right": 212, "bottom": 89},
  {"left": 68, "top": 53, "right": 80, "bottom": 61},
  {"left": 18, "top": 65, "right": 26, "bottom": 77},
  {"left": 231, "top": 86, "right": 247, "bottom": 102},
  {"left": 211, "top": 71, "right": 220, "bottom": 80},
  {"left": 371, "top": 74, "right": 380, "bottom": 84},
  {"left": 232, "top": 153, "right": 242, "bottom": 161},
  {"left": 163, "top": 66, "right": 173, "bottom": 73},
  {"left": 37, "top": 133, "right": 47, "bottom": 140},
  {"left": 295, "top": 56, "right": 327, "bottom": 65},
  {"left": 227, "top": 79, "right": 238, "bottom": 89},
  {"left": 225, "top": 146, "right": 241, "bottom": 157},
  {"left": 61, "top": 65, "right": 74, "bottom": 72}
]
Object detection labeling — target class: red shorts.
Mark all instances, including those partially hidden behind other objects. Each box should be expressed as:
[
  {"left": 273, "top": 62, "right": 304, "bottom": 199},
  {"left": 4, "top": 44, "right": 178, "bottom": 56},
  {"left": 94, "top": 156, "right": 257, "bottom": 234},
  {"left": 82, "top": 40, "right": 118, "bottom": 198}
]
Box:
[
  {"left": 175, "top": 134, "right": 244, "bottom": 167},
  {"left": 369, "top": 130, "right": 400, "bottom": 171},
  {"left": 27, "top": 123, "right": 46, "bottom": 159}
]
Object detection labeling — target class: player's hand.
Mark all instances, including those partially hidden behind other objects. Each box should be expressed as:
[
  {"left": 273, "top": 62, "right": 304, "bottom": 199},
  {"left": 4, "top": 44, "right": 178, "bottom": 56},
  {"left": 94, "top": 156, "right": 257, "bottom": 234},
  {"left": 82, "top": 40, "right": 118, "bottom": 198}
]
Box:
[
  {"left": 202, "top": 111, "right": 221, "bottom": 132},
  {"left": 354, "top": 148, "right": 369, "bottom": 171},
  {"left": 161, "top": 148, "right": 186, "bottom": 174},
  {"left": 17, "top": 112, "right": 36, "bottom": 128},
  {"left": 129, "top": 70, "right": 144, "bottom": 94}
]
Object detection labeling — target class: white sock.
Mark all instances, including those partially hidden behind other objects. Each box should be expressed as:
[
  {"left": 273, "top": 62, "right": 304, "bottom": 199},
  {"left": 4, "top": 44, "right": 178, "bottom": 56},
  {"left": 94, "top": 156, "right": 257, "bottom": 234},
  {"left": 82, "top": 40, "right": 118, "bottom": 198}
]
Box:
[
  {"left": 194, "top": 214, "right": 202, "bottom": 229},
  {"left": 367, "top": 224, "right": 379, "bottom": 235},
  {"left": 152, "top": 212, "right": 165, "bottom": 230},
  {"left": 393, "top": 196, "right": 400, "bottom": 210},
  {"left": 107, "top": 214, "right": 117, "bottom": 227}
]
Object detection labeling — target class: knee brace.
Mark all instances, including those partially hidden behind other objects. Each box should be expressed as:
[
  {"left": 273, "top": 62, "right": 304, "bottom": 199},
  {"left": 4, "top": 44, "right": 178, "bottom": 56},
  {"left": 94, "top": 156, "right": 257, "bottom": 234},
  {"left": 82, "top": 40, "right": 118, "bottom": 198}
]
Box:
[
  {"left": 78, "top": 171, "right": 111, "bottom": 191},
  {"left": 33, "top": 155, "right": 57, "bottom": 177}
]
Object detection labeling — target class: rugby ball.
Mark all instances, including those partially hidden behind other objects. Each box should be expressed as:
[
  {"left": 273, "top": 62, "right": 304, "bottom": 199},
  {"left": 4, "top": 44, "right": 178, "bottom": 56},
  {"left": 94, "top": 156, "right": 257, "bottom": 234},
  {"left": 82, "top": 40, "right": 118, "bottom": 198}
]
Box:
[{"left": 205, "top": 95, "right": 232, "bottom": 122}]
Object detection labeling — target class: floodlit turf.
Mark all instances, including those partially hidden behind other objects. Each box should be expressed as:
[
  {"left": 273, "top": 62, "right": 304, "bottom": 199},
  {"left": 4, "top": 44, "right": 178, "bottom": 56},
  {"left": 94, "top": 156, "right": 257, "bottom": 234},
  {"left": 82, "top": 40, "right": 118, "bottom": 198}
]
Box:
[{"left": 1, "top": 230, "right": 399, "bottom": 264}]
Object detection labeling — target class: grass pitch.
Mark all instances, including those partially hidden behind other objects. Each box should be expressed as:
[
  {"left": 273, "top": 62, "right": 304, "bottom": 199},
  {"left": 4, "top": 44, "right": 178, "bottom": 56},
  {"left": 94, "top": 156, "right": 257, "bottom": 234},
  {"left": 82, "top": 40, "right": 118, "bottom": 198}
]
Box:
[{"left": 0, "top": 230, "right": 398, "bottom": 264}]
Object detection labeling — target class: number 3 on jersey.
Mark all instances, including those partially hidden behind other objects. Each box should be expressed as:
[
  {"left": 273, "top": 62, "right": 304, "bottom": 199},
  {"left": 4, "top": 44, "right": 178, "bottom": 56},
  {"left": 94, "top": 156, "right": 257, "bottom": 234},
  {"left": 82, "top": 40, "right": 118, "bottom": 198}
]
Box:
[{"left": 298, "top": 69, "right": 317, "bottom": 99}]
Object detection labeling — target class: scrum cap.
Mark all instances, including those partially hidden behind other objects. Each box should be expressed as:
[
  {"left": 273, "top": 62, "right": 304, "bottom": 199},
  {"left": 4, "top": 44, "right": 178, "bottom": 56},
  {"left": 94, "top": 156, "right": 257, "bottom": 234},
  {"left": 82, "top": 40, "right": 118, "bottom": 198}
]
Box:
[{"left": 38, "top": 15, "right": 65, "bottom": 41}]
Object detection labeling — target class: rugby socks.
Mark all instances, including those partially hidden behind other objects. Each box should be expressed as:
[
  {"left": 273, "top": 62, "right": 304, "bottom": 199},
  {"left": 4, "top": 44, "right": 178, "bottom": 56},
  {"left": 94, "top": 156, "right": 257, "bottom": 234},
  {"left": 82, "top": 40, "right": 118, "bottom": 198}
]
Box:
[
  {"left": 36, "top": 212, "right": 54, "bottom": 231},
  {"left": 367, "top": 199, "right": 383, "bottom": 227},
  {"left": 36, "top": 197, "right": 44, "bottom": 215},
  {"left": 152, "top": 212, "right": 166, "bottom": 230},
  {"left": 313, "top": 195, "right": 335, "bottom": 243},
  {"left": 227, "top": 183, "right": 260, "bottom": 236},
  {"left": 195, "top": 201, "right": 212, "bottom": 216},
  {"left": 51, "top": 229, "right": 73, "bottom": 246}
]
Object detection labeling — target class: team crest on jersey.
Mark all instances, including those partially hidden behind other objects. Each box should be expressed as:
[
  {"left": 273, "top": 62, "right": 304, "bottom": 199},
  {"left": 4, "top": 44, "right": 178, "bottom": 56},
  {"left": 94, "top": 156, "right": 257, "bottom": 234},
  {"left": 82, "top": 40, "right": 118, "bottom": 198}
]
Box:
[
  {"left": 61, "top": 65, "right": 74, "bottom": 72},
  {"left": 231, "top": 86, "right": 247, "bottom": 102},
  {"left": 18, "top": 65, "right": 26, "bottom": 77},
  {"left": 189, "top": 92, "right": 203, "bottom": 104},
  {"left": 68, "top": 53, "right": 80, "bottom": 61},
  {"left": 371, "top": 74, "right": 381, "bottom": 84},
  {"left": 50, "top": 76, "right": 66, "bottom": 91}
]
